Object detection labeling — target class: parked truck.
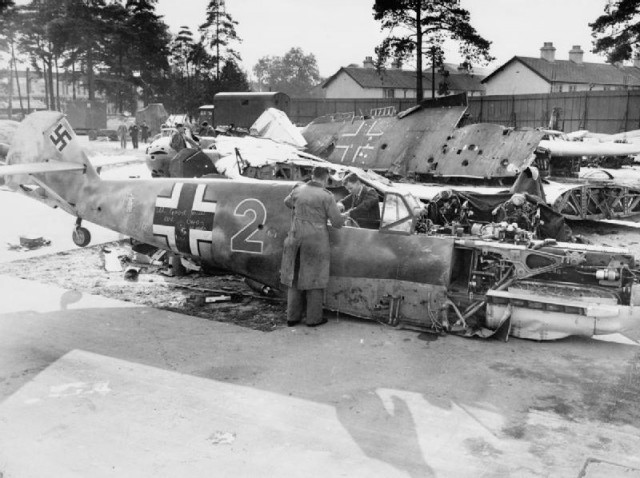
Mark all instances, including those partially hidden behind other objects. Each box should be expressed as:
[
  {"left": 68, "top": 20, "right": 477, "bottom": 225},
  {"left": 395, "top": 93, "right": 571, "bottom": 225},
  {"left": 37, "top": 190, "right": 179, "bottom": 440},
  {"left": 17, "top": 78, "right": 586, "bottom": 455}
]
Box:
[{"left": 199, "top": 92, "right": 290, "bottom": 130}]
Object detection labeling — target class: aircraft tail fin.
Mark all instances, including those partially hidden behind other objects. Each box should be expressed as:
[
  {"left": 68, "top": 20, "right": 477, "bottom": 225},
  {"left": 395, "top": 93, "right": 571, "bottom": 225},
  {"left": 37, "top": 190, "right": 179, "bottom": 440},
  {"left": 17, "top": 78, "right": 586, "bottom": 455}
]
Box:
[{"left": 3, "top": 111, "right": 98, "bottom": 188}]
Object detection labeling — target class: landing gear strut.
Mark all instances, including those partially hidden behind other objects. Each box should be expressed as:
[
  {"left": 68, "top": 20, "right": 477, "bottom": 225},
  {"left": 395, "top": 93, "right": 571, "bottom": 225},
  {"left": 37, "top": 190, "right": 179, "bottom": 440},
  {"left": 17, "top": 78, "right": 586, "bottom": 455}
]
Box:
[{"left": 72, "top": 218, "right": 91, "bottom": 247}]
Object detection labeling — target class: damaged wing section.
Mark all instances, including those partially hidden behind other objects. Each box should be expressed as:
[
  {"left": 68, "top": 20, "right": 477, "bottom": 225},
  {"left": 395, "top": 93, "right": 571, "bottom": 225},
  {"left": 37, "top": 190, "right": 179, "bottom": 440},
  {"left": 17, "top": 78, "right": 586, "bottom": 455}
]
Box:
[
  {"left": 414, "top": 124, "right": 543, "bottom": 179},
  {"left": 301, "top": 105, "right": 544, "bottom": 180},
  {"left": 302, "top": 106, "right": 466, "bottom": 174}
]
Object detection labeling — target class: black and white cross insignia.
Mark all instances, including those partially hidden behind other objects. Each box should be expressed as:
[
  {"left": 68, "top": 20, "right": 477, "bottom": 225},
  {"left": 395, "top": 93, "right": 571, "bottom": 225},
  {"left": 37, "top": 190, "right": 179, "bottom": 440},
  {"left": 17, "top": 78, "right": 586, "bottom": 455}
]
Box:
[
  {"left": 49, "top": 123, "right": 73, "bottom": 152},
  {"left": 152, "top": 183, "right": 217, "bottom": 256}
]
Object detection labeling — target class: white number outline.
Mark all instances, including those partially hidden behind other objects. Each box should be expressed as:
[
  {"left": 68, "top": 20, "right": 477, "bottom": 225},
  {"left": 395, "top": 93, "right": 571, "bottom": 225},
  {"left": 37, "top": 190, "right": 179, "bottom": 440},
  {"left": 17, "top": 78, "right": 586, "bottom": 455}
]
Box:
[{"left": 230, "top": 198, "right": 267, "bottom": 254}]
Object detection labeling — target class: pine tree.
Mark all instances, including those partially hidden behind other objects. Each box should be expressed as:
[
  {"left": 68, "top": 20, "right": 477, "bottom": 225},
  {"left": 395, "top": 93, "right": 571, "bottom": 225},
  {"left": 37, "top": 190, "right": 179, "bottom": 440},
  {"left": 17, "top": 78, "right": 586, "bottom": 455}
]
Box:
[
  {"left": 591, "top": 0, "right": 640, "bottom": 63},
  {"left": 218, "top": 59, "right": 249, "bottom": 92},
  {"left": 373, "top": 0, "right": 492, "bottom": 101},
  {"left": 199, "top": 0, "right": 241, "bottom": 81}
]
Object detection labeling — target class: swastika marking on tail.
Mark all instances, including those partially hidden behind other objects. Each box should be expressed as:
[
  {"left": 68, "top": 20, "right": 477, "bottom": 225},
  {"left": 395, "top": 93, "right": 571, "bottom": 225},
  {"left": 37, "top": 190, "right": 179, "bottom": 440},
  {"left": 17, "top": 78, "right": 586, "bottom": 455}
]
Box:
[{"left": 49, "top": 123, "right": 73, "bottom": 152}]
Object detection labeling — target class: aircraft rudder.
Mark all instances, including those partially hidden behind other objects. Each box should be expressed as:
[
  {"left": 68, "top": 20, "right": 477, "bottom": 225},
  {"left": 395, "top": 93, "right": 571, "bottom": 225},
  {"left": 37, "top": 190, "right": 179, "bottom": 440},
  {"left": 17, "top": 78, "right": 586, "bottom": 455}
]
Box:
[{"left": 8, "top": 111, "right": 98, "bottom": 177}]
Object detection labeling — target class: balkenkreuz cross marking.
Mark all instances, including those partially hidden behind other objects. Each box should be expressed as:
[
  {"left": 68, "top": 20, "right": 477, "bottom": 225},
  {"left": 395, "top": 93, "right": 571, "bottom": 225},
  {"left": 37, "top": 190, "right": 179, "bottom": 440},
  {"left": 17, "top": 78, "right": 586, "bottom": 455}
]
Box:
[{"left": 152, "top": 183, "right": 217, "bottom": 256}]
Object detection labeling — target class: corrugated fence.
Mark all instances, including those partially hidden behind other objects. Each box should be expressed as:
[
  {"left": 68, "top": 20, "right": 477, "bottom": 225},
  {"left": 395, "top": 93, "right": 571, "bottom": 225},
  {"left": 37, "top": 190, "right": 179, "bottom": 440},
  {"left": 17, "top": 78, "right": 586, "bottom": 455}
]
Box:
[{"left": 290, "top": 91, "right": 640, "bottom": 134}]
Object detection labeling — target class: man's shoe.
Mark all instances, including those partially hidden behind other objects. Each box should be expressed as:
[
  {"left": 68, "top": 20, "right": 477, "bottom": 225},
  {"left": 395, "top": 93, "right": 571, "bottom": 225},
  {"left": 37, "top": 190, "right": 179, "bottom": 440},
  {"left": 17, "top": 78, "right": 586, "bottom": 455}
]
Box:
[
  {"left": 306, "top": 318, "right": 328, "bottom": 328},
  {"left": 287, "top": 320, "right": 301, "bottom": 327}
]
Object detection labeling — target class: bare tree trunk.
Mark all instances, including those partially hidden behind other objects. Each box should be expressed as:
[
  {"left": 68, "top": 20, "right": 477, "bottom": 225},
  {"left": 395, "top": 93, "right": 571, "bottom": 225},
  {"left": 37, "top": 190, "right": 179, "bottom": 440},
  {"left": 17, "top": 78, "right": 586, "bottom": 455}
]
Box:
[
  {"left": 55, "top": 56, "right": 61, "bottom": 111},
  {"left": 431, "top": 47, "right": 436, "bottom": 99},
  {"left": 11, "top": 41, "right": 24, "bottom": 115},
  {"left": 72, "top": 61, "right": 76, "bottom": 100},
  {"left": 49, "top": 63, "right": 55, "bottom": 110},
  {"left": 26, "top": 67, "right": 31, "bottom": 113},
  {"left": 415, "top": 0, "right": 423, "bottom": 102},
  {"left": 87, "top": 46, "right": 95, "bottom": 100},
  {"left": 46, "top": 49, "right": 55, "bottom": 110},
  {"left": 8, "top": 66, "right": 13, "bottom": 120},
  {"left": 41, "top": 57, "right": 50, "bottom": 110}
]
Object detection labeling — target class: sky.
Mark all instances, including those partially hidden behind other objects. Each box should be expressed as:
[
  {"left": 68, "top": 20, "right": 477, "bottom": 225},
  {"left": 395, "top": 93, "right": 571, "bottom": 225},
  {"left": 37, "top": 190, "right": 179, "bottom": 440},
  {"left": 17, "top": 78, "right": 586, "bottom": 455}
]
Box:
[{"left": 155, "top": 0, "right": 612, "bottom": 79}]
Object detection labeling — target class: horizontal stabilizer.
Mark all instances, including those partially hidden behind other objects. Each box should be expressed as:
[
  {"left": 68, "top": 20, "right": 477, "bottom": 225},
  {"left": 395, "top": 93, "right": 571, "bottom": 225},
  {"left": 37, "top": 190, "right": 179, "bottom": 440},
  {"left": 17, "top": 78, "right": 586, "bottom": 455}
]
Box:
[
  {"left": 91, "top": 156, "right": 144, "bottom": 169},
  {"left": 0, "top": 161, "right": 85, "bottom": 177}
]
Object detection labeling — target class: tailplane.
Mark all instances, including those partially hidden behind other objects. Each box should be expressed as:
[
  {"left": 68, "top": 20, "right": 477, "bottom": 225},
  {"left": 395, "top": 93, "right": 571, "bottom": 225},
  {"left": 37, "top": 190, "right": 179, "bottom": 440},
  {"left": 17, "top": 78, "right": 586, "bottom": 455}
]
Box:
[
  {"left": 1, "top": 112, "right": 99, "bottom": 218},
  {"left": 3, "top": 111, "right": 98, "bottom": 189}
]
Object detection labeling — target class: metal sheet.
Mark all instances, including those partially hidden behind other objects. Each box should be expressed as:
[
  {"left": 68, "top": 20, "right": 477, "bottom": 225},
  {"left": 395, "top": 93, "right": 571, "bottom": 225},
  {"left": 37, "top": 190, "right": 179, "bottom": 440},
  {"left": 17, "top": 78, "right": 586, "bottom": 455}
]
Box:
[
  {"left": 540, "top": 138, "right": 640, "bottom": 156},
  {"left": 302, "top": 108, "right": 544, "bottom": 179},
  {"left": 302, "top": 106, "right": 466, "bottom": 174},
  {"left": 413, "top": 124, "right": 543, "bottom": 178}
]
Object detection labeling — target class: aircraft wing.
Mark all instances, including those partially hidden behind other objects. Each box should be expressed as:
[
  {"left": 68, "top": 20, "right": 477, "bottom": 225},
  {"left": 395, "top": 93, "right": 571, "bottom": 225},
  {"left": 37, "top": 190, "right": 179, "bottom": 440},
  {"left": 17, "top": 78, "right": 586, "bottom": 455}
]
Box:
[
  {"left": 539, "top": 139, "right": 640, "bottom": 156},
  {"left": 90, "top": 156, "right": 145, "bottom": 169},
  {"left": 0, "top": 161, "right": 86, "bottom": 176}
]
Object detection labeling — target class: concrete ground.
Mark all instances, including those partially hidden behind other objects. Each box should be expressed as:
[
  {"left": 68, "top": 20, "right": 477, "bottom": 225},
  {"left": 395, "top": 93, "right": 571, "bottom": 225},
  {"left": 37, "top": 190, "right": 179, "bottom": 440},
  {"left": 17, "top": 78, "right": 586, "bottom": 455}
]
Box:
[{"left": 1, "top": 274, "right": 640, "bottom": 478}]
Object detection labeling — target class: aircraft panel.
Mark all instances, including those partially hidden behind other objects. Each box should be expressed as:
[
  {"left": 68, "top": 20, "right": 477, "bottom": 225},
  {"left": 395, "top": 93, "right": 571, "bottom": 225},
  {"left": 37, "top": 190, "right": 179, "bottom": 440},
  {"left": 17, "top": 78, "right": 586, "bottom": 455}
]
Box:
[
  {"left": 412, "top": 124, "right": 544, "bottom": 178},
  {"left": 329, "top": 227, "right": 455, "bottom": 286},
  {"left": 302, "top": 107, "right": 466, "bottom": 174}
]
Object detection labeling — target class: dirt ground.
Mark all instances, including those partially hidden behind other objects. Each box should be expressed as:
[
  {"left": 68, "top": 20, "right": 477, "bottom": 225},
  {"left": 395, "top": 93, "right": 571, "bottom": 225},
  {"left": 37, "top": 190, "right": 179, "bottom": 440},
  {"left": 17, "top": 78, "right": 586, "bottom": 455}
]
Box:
[{"left": 0, "top": 240, "right": 287, "bottom": 332}]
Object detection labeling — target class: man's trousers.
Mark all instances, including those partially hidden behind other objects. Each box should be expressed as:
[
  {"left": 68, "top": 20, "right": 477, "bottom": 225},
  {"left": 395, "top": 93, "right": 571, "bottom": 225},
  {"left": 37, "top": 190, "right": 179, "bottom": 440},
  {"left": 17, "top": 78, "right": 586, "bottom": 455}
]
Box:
[{"left": 287, "top": 287, "right": 324, "bottom": 325}]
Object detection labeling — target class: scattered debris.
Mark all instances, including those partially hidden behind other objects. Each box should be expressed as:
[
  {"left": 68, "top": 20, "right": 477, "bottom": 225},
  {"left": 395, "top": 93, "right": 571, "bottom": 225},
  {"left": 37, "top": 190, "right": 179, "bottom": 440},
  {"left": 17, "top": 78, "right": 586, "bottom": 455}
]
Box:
[
  {"left": 6, "top": 235, "right": 51, "bottom": 251},
  {"left": 102, "top": 247, "right": 124, "bottom": 272},
  {"left": 123, "top": 266, "right": 140, "bottom": 281},
  {"left": 207, "top": 431, "right": 236, "bottom": 445},
  {"left": 189, "top": 293, "right": 233, "bottom": 306}
]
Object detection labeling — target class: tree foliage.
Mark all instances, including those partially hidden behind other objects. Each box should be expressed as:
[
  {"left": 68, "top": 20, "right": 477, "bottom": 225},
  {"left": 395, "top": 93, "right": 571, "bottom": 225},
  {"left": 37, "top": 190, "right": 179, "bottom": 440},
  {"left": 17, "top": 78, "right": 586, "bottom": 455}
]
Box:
[
  {"left": 3, "top": 0, "right": 250, "bottom": 118},
  {"left": 199, "top": 0, "right": 241, "bottom": 81},
  {"left": 253, "top": 47, "right": 320, "bottom": 97},
  {"left": 590, "top": 0, "right": 640, "bottom": 63},
  {"left": 164, "top": 22, "right": 249, "bottom": 116},
  {"left": 373, "top": 0, "right": 493, "bottom": 101},
  {"left": 9, "top": 0, "right": 171, "bottom": 113},
  {"left": 0, "top": 0, "right": 15, "bottom": 51}
]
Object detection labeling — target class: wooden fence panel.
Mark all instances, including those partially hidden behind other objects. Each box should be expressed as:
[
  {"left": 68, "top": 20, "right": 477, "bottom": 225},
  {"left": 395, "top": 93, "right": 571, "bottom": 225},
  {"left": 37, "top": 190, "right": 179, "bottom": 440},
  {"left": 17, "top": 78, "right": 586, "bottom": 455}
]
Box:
[{"left": 290, "top": 91, "right": 640, "bottom": 133}]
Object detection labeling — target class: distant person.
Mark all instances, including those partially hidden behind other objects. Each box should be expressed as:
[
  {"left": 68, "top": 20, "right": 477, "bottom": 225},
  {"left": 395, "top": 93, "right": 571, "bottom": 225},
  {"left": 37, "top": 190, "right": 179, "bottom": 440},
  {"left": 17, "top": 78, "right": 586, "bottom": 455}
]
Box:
[
  {"left": 198, "top": 121, "right": 215, "bottom": 136},
  {"left": 117, "top": 121, "right": 128, "bottom": 149},
  {"left": 140, "top": 121, "right": 150, "bottom": 143},
  {"left": 170, "top": 123, "right": 199, "bottom": 152},
  {"left": 129, "top": 123, "right": 140, "bottom": 149},
  {"left": 337, "top": 173, "right": 380, "bottom": 229},
  {"left": 280, "top": 166, "right": 345, "bottom": 327}
]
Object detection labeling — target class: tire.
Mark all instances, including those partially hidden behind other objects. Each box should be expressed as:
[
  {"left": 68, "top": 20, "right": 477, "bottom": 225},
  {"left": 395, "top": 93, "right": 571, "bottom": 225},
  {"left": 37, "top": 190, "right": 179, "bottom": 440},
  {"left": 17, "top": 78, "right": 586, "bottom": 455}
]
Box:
[{"left": 72, "top": 226, "right": 91, "bottom": 247}]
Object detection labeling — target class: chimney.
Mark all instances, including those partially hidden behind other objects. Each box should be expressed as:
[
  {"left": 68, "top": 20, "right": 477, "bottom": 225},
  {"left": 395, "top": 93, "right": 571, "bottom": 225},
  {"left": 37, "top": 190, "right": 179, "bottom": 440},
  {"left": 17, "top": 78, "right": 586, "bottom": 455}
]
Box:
[
  {"left": 634, "top": 54, "right": 640, "bottom": 69},
  {"left": 540, "top": 42, "right": 556, "bottom": 62},
  {"left": 569, "top": 45, "right": 584, "bottom": 64},
  {"left": 363, "top": 56, "right": 375, "bottom": 69}
]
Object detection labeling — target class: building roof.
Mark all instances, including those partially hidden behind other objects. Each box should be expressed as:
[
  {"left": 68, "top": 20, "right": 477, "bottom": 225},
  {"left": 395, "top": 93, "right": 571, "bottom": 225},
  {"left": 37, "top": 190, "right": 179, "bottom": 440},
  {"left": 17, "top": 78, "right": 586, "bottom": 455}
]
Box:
[
  {"left": 322, "top": 66, "right": 485, "bottom": 92},
  {"left": 482, "top": 56, "right": 640, "bottom": 86}
]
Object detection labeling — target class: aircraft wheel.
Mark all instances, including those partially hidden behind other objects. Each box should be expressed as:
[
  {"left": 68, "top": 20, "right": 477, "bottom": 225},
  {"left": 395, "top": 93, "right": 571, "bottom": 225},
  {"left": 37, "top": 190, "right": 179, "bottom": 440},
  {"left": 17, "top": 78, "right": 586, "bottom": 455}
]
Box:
[{"left": 72, "top": 227, "right": 91, "bottom": 247}]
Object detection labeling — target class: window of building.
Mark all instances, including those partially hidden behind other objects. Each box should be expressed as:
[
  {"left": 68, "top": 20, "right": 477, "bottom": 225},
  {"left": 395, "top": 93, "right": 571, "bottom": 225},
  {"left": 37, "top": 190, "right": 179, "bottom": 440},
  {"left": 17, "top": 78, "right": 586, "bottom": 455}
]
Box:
[
  {"left": 568, "top": 85, "right": 577, "bottom": 92},
  {"left": 383, "top": 88, "right": 395, "bottom": 98}
]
